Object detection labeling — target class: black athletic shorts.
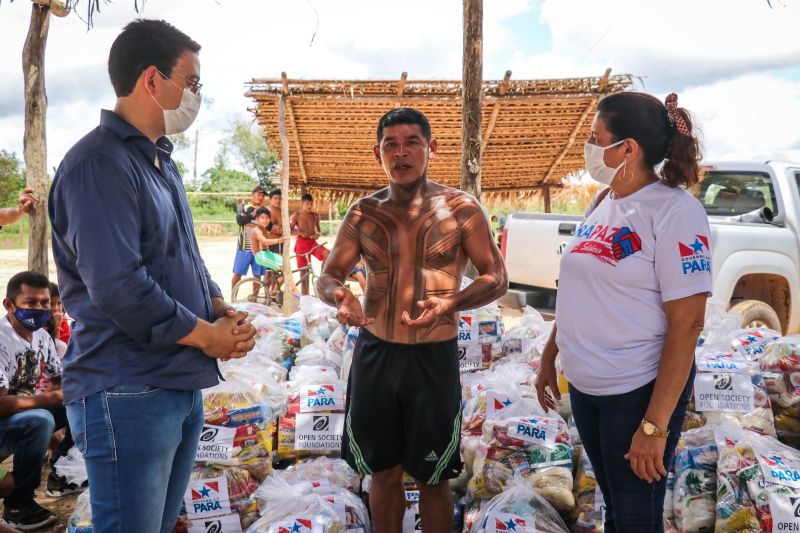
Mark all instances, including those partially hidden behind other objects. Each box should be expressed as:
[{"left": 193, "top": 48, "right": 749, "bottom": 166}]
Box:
[{"left": 342, "top": 328, "right": 463, "bottom": 484}]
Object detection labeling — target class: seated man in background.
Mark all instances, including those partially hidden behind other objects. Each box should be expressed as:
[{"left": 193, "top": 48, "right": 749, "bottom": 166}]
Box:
[
  {"left": 0, "top": 272, "right": 66, "bottom": 530},
  {"left": 290, "top": 193, "right": 329, "bottom": 295}
]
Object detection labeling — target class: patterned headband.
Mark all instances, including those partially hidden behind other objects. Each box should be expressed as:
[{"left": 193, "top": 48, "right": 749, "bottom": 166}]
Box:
[{"left": 664, "top": 93, "right": 690, "bottom": 136}]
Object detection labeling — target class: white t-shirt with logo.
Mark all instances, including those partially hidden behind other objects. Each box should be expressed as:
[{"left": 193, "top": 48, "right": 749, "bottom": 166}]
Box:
[
  {"left": 556, "top": 181, "right": 712, "bottom": 396},
  {"left": 0, "top": 316, "right": 61, "bottom": 395}
]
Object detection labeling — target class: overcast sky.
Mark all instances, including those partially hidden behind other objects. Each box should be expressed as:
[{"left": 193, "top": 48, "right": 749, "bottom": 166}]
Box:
[{"left": 1, "top": 0, "right": 799, "bottom": 182}]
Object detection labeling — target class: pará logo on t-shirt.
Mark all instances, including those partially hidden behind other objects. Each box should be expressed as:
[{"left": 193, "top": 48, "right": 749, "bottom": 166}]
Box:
[{"left": 678, "top": 235, "right": 711, "bottom": 276}]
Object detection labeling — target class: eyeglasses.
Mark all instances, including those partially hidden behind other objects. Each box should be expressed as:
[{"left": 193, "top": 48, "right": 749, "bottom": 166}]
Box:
[{"left": 157, "top": 68, "right": 202, "bottom": 95}]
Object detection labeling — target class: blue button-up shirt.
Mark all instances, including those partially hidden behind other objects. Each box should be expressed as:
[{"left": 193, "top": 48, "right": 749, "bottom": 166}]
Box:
[{"left": 49, "top": 110, "right": 222, "bottom": 403}]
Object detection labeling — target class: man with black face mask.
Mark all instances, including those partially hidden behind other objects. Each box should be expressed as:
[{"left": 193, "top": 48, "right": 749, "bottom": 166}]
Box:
[{"left": 0, "top": 271, "right": 65, "bottom": 530}]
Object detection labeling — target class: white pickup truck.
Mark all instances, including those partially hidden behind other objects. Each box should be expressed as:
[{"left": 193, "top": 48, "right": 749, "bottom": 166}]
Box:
[{"left": 501, "top": 161, "right": 800, "bottom": 334}]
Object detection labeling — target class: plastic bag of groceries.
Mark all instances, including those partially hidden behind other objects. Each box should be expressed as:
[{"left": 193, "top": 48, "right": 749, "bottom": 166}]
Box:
[
  {"left": 273, "top": 457, "right": 360, "bottom": 493},
  {"left": 730, "top": 328, "right": 782, "bottom": 361},
  {"left": 714, "top": 427, "right": 800, "bottom": 533},
  {"left": 221, "top": 355, "right": 287, "bottom": 413},
  {"left": 469, "top": 475, "right": 569, "bottom": 533},
  {"left": 300, "top": 296, "right": 340, "bottom": 344},
  {"left": 186, "top": 466, "right": 260, "bottom": 529},
  {"left": 339, "top": 326, "right": 360, "bottom": 381},
  {"left": 698, "top": 298, "right": 741, "bottom": 350},
  {"left": 502, "top": 307, "right": 549, "bottom": 362},
  {"left": 295, "top": 339, "right": 342, "bottom": 375},
  {"left": 255, "top": 475, "right": 369, "bottom": 533},
  {"left": 672, "top": 427, "right": 718, "bottom": 533},
  {"left": 277, "top": 377, "right": 347, "bottom": 461},
  {"left": 233, "top": 302, "right": 279, "bottom": 319},
  {"left": 691, "top": 349, "right": 776, "bottom": 436},
  {"left": 202, "top": 378, "right": 274, "bottom": 480},
  {"left": 54, "top": 446, "right": 88, "bottom": 486},
  {"left": 68, "top": 490, "right": 92, "bottom": 533},
  {"left": 457, "top": 277, "right": 505, "bottom": 373},
  {"left": 760, "top": 335, "right": 800, "bottom": 408},
  {"left": 468, "top": 398, "right": 575, "bottom": 512},
  {"left": 572, "top": 446, "right": 604, "bottom": 533},
  {"left": 247, "top": 480, "right": 347, "bottom": 533}
]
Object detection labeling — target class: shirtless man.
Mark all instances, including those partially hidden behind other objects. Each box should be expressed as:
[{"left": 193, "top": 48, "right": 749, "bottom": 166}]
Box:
[
  {"left": 316, "top": 108, "right": 508, "bottom": 533},
  {"left": 290, "top": 193, "right": 329, "bottom": 295}
]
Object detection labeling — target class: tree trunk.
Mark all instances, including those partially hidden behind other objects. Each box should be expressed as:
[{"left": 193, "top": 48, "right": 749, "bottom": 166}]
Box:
[
  {"left": 23, "top": 3, "right": 50, "bottom": 276},
  {"left": 278, "top": 95, "right": 298, "bottom": 315},
  {"left": 462, "top": 0, "right": 482, "bottom": 279}
]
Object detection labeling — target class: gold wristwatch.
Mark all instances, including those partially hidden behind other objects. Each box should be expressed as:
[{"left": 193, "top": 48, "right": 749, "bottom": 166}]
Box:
[{"left": 640, "top": 418, "right": 669, "bottom": 438}]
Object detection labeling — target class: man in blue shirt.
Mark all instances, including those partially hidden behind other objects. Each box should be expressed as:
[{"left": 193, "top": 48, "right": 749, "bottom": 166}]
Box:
[{"left": 48, "top": 20, "right": 256, "bottom": 533}]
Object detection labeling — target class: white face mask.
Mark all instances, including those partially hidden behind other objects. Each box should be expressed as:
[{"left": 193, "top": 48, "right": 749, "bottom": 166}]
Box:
[
  {"left": 583, "top": 139, "right": 626, "bottom": 186},
  {"left": 151, "top": 78, "right": 201, "bottom": 135}
]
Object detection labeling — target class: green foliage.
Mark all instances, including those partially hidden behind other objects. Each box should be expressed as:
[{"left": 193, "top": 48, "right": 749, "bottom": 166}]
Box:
[
  {"left": 0, "top": 150, "right": 25, "bottom": 208},
  {"left": 221, "top": 119, "right": 278, "bottom": 191}
]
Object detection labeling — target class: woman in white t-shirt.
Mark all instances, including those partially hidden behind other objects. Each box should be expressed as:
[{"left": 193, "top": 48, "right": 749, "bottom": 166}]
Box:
[{"left": 535, "top": 92, "right": 711, "bottom": 532}]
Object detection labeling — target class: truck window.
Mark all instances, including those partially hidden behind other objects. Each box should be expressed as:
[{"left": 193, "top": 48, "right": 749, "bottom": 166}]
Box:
[{"left": 693, "top": 171, "right": 776, "bottom": 217}]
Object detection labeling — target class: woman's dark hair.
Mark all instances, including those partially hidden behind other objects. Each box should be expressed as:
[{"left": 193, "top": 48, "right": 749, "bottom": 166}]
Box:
[
  {"left": 108, "top": 19, "right": 201, "bottom": 97},
  {"left": 597, "top": 92, "right": 702, "bottom": 188},
  {"left": 48, "top": 282, "right": 60, "bottom": 298},
  {"left": 377, "top": 108, "right": 431, "bottom": 143}
]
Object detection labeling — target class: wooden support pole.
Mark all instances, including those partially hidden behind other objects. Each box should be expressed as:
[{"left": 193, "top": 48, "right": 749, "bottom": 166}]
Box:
[
  {"left": 394, "top": 71, "right": 408, "bottom": 108},
  {"left": 23, "top": 2, "right": 51, "bottom": 275},
  {"left": 461, "top": 0, "right": 483, "bottom": 202},
  {"left": 543, "top": 185, "right": 551, "bottom": 213},
  {"left": 278, "top": 95, "right": 298, "bottom": 313},
  {"left": 481, "top": 69, "right": 510, "bottom": 154}
]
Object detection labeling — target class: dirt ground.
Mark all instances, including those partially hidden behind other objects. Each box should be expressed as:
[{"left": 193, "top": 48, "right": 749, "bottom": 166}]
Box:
[{"left": 0, "top": 236, "right": 523, "bottom": 526}]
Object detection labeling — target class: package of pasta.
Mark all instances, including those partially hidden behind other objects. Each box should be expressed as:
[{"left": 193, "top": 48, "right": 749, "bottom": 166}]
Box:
[
  {"left": 692, "top": 350, "right": 776, "bottom": 436},
  {"left": 672, "top": 427, "right": 718, "bottom": 533},
  {"left": 469, "top": 475, "right": 569, "bottom": 533},
  {"left": 185, "top": 466, "right": 260, "bottom": 530},
  {"left": 468, "top": 399, "right": 574, "bottom": 512},
  {"left": 68, "top": 490, "right": 93, "bottom": 533},
  {"left": 572, "top": 446, "right": 604, "bottom": 533},
  {"left": 712, "top": 425, "right": 762, "bottom": 533}
]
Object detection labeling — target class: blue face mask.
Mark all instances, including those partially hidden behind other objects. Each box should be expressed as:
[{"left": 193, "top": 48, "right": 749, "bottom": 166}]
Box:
[{"left": 14, "top": 307, "right": 52, "bottom": 332}]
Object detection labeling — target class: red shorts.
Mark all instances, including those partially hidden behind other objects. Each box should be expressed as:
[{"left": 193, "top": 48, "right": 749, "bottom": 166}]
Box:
[{"left": 295, "top": 237, "right": 328, "bottom": 268}]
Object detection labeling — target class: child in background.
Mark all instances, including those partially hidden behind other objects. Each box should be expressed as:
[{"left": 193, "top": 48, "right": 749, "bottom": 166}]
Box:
[
  {"left": 251, "top": 207, "right": 289, "bottom": 298},
  {"left": 290, "top": 194, "right": 330, "bottom": 295}
]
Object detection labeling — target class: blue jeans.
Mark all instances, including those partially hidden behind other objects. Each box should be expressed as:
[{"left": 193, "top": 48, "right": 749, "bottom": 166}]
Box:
[
  {"left": 569, "top": 367, "right": 694, "bottom": 533},
  {"left": 0, "top": 406, "right": 66, "bottom": 504},
  {"left": 67, "top": 385, "right": 203, "bottom": 533}
]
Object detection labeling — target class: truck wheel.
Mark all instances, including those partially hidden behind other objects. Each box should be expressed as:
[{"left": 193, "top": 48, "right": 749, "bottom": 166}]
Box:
[{"left": 729, "top": 299, "right": 782, "bottom": 332}]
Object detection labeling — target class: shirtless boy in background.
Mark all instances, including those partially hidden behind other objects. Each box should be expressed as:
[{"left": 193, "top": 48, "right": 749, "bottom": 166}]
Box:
[
  {"left": 316, "top": 108, "right": 508, "bottom": 533},
  {"left": 290, "top": 194, "right": 329, "bottom": 295}
]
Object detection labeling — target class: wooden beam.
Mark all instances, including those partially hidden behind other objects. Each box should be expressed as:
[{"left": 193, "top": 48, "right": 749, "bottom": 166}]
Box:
[
  {"left": 278, "top": 95, "right": 298, "bottom": 313},
  {"left": 23, "top": 2, "right": 50, "bottom": 275},
  {"left": 481, "top": 69, "right": 510, "bottom": 153},
  {"left": 31, "top": 0, "right": 69, "bottom": 17},
  {"left": 394, "top": 71, "right": 408, "bottom": 108},
  {"left": 461, "top": 0, "right": 482, "bottom": 201},
  {"left": 285, "top": 99, "right": 309, "bottom": 186},
  {"left": 543, "top": 184, "right": 551, "bottom": 213},
  {"left": 596, "top": 68, "right": 612, "bottom": 93},
  {"left": 541, "top": 97, "right": 596, "bottom": 184},
  {"left": 280, "top": 71, "right": 289, "bottom": 95}
]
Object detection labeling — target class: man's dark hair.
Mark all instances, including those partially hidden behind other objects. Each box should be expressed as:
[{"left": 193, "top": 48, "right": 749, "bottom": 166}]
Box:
[
  {"left": 377, "top": 108, "right": 431, "bottom": 143},
  {"left": 48, "top": 282, "right": 60, "bottom": 298},
  {"left": 269, "top": 189, "right": 282, "bottom": 198},
  {"left": 108, "top": 19, "right": 201, "bottom": 97},
  {"left": 255, "top": 207, "right": 271, "bottom": 218},
  {"left": 252, "top": 185, "right": 265, "bottom": 194},
  {"left": 301, "top": 194, "right": 313, "bottom": 203},
  {"left": 6, "top": 271, "right": 50, "bottom": 301}
]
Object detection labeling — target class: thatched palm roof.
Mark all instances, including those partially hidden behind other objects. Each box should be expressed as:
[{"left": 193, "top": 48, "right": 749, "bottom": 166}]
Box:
[{"left": 245, "top": 70, "right": 632, "bottom": 200}]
